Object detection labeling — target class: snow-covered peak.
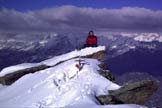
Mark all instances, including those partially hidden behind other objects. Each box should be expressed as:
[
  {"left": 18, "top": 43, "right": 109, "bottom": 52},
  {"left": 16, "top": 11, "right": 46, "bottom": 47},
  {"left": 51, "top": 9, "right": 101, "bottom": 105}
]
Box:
[
  {"left": 0, "top": 32, "right": 58, "bottom": 51},
  {"left": 0, "top": 46, "right": 147, "bottom": 108},
  {"left": 0, "top": 46, "right": 106, "bottom": 77},
  {"left": 104, "top": 32, "right": 162, "bottom": 43},
  {"left": 120, "top": 32, "right": 138, "bottom": 37},
  {"left": 0, "top": 58, "right": 122, "bottom": 107},
  {"left": 42, "top": 46, "right": 106, "bottom": 66},
  {"left": 134, "top": 33, "right": 162, "bottom": 42}
]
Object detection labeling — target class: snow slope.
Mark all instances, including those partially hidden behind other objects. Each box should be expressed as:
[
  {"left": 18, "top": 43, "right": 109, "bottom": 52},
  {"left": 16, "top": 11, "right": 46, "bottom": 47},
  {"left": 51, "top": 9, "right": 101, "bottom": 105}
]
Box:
[
  {"left": 0, "top": 46, "right": 147, "bottom": 108},
  {"left": 134, "top": 33, "right": 162, "bottom": 42},
  {"left": 0, "top": 46, "right": 105, "bottom": 77},
  {"left": 42, "top": 46, "right": 106, "bottom": 66}
]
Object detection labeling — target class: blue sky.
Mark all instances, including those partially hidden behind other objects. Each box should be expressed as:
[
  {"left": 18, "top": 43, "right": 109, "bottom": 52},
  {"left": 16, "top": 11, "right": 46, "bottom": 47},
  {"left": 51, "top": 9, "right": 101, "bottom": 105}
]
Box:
[{"left": 1, "top": 0, "right": 162, "bottom": 11}]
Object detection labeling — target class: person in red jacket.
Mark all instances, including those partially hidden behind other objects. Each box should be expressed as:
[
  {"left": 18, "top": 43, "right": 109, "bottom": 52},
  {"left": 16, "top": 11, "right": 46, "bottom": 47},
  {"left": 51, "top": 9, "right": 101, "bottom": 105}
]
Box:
[{"left": 84, "top": 31, "right": 98, "bottom": 47}]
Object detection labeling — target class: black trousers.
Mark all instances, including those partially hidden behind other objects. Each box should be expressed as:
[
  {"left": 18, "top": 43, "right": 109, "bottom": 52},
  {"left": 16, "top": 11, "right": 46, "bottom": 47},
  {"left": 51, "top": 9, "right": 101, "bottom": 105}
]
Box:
[{"left": 84, "top": 44, "right": 98, "bottom": 48}]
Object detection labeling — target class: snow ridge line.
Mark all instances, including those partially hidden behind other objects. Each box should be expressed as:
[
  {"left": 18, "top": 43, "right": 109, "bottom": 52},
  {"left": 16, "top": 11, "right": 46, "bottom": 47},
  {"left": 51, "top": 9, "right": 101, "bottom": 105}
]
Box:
[{"left": 0, "top": 47, "right": 106, "bottom": 85}]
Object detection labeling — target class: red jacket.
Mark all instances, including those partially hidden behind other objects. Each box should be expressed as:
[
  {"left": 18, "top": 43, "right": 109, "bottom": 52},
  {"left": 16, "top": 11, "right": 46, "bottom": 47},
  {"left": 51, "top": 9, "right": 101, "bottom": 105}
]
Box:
[{"left": 86, "top": 35, "right": 97, "bottom": 45}]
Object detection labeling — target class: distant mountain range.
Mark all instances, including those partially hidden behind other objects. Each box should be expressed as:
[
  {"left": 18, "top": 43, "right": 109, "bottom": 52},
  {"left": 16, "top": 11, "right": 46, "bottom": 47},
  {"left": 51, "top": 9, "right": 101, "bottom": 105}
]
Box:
[{"left": 0, "top": 32, "right": 162, "bottom": 76}]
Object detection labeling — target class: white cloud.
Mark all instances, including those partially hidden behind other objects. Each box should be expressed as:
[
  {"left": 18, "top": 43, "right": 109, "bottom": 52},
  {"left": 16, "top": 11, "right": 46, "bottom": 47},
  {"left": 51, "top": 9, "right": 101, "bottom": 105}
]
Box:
[{"left": 0, "top": 5, "right": 162, "bottom": 32}]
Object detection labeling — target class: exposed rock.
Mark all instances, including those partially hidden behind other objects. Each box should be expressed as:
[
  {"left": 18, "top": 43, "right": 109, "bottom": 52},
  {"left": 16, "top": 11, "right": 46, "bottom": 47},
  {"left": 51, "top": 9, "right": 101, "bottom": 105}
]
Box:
[
  {"left": 115, "top": 72, "right": 161, "bottom": 108},
  {"left": 96, "top": 95, "right": 124, "bottom": 105},
  {"left": 97, "top": 80, "right": 158, "bottom": 105},
  {"left": 83, "top": 51, "right": 105, "bottom": 60},
  {"left": 98, "top": 63, "right": 116, "bottom": 83},
  {"left": 0, "top": 65, "right": 50, "bottom": 85}
]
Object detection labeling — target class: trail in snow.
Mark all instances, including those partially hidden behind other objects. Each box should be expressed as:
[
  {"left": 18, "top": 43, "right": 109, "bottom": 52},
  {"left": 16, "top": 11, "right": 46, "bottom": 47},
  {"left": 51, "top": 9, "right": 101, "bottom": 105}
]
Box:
[{"left": 0, "top": 46, "right": 147, "bottom": 108}]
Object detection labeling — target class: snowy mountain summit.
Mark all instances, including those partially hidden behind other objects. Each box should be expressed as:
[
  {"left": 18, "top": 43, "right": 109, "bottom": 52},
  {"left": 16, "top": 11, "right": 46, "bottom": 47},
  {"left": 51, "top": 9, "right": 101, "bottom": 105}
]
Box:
[{"left": 0, "top": 46, "right": 151, "bottom": 108}]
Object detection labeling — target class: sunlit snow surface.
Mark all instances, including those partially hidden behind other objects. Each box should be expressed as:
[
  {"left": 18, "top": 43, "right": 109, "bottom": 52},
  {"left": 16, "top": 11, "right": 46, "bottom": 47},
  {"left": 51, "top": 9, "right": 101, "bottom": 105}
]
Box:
[
  {"left": 0, "top": 46, "right": 105, "bottom": 77},
  {"left": 41, "top": 46, "right": 106, "bottom": 66},
  {"left": 0, "top": 46, "right": 147, "bottom": 108}
]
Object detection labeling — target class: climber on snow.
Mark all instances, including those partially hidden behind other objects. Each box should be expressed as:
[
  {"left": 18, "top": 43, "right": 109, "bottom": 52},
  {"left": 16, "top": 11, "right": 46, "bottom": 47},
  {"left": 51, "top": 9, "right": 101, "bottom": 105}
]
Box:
[{"left": 84, "top": 31, "right": 98, "bottom": 47}]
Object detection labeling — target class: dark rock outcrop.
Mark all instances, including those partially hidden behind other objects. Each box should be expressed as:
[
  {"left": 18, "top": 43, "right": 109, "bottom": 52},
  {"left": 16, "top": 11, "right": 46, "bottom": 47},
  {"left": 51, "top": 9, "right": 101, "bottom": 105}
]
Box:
[
  {"left": 98, "top": 63, "right": 116, "bottom": 83},
  {"left": 96, "top": 95, "right": 124, "bottom": 104},
  {"left": 97, "top": 80, "right": 158, "bottom": 105},
  {"left": 83, "top": 51, "right": 105, "bottom": 60},
  {"left": 98, "top": 69, "right": 116, "bottom": 83},
  {"left": 0, "top": 65, "right": 50, "bottom": 85}
]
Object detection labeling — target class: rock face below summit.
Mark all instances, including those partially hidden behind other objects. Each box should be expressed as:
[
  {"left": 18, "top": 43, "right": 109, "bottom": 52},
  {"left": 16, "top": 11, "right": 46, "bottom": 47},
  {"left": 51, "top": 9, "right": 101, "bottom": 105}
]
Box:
[
  {"left": 0, "top": 65, "right": 50, "bottom": 85},
  {"left": 97, "top": 80, "right": 158, "bottom": 105},
  {"left": 98, "top": 63, "right": 116, "bottom": 83},
  {"left": 83, "top": 50, "right": 105, "bottom": 60}
]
